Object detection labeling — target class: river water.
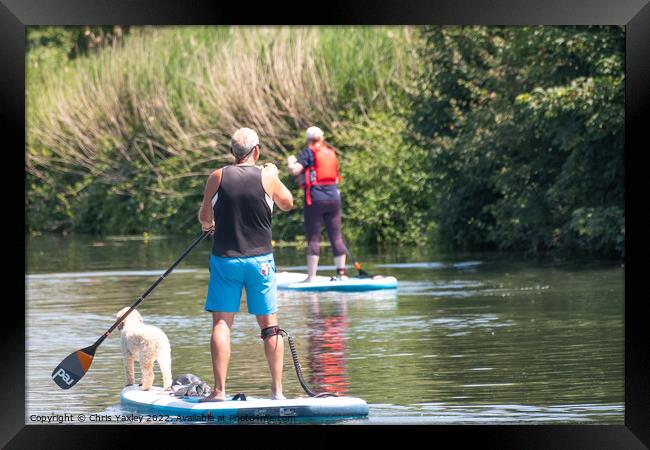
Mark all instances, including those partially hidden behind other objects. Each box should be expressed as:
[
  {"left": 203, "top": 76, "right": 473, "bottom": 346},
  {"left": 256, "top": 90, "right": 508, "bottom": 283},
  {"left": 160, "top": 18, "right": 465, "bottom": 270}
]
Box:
[{"left": 25, "top": 234, "right": 624, "bottom": 424}]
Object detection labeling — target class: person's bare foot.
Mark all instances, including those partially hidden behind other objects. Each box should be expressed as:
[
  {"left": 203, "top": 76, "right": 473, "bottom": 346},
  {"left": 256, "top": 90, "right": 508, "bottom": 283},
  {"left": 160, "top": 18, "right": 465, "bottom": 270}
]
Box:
[
  {"left": 302, "top": 277, "right": 316, "bottom": 283},
  {"left": 199, "top": 391, "right": 226, "bottom": 402},
  {"left": 271, "top": 391, "right": 286, "bottom": 400},
  {"left": 335, "top": 268, "right": 349, "bottom": 281}
]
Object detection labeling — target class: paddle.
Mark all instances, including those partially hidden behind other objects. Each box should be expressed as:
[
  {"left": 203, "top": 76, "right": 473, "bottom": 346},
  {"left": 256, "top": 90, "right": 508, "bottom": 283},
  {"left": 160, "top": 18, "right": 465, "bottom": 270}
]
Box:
[
  {"left": 343, "top": 245, "right": 374, "bottom": 278},
  {"left": 52, "top": 230, "right": 210, "bottom": 390}
]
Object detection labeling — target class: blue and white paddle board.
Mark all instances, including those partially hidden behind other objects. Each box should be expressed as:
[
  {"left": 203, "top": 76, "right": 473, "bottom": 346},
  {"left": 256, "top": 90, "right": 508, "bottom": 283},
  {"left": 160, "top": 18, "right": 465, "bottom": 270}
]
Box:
[
  {"left": 276, "top": 272, "right": 397, "bottom": 292},
  {"left": 120, "top": 386, "right": 368, "bottom": 421}
]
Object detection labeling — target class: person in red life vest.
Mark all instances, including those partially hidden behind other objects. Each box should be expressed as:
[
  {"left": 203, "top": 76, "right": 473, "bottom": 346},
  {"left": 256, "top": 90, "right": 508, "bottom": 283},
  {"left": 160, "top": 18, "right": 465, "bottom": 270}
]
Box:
[{"left": 287, "top": 126, "right": 349, "bottom": 282}]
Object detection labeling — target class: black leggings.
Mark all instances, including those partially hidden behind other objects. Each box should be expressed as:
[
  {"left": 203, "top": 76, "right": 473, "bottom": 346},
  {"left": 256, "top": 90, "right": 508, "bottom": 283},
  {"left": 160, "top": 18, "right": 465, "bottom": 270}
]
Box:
[{"left": 304, "top": 200, "right": 347, "bottom": 257}]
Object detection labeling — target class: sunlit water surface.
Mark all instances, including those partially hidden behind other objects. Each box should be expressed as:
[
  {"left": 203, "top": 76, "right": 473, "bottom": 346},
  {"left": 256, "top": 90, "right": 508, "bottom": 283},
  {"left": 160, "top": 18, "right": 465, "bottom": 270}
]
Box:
[{"left": 26, "top": 234, "right": 624, "bottom": 424}]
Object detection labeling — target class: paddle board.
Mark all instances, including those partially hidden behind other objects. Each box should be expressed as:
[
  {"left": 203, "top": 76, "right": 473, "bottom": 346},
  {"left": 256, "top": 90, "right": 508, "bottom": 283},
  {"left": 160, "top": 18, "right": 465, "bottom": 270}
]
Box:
[
  {"left": 120, "top": 386, "right": 369, "bottom": 421},
  {"left": 276, "top": 271, "right": 397, "bottom": 292},
  {"left": 276, "top": 272, "right": 397, "bottom": 292}
]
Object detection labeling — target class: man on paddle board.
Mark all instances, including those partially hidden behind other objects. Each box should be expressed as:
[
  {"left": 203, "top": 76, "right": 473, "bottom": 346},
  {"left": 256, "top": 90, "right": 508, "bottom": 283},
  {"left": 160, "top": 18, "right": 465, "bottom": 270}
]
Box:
[
  {"left": 198, "top": 127, "right": 294, "bottom": 401},
  {"left": 287, "top": 126, "right": 349, "bottom": 282}
]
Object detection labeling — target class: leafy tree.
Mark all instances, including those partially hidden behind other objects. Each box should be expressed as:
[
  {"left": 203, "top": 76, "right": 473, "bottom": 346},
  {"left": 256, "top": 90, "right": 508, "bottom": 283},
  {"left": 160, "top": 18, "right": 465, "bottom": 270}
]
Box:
[{"left": 410, "top": 26, "right": 624, "bottom": 256}]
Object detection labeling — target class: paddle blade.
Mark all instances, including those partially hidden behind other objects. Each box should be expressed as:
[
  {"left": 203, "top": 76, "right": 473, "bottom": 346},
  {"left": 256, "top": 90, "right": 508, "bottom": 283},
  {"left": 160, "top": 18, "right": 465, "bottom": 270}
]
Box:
[
  {"left": 352, "top": 261, "right": 371, "bottom": 277},
  {"left": 52, "top": 346, "right": 96, "bottom": 389}
]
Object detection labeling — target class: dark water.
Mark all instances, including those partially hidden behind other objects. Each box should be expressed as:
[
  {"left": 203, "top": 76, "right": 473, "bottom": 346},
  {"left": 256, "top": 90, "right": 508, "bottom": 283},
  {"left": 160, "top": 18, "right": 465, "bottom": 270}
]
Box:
[{"left": 26, "top": 234, "right": 624, "bottom": 424}]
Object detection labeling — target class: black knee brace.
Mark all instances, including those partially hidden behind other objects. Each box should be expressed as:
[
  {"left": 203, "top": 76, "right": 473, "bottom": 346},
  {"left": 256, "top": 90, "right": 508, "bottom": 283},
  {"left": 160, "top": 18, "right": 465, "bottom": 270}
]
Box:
[{"left": 260, "top": 326, "right": 286, "bottom": 340}]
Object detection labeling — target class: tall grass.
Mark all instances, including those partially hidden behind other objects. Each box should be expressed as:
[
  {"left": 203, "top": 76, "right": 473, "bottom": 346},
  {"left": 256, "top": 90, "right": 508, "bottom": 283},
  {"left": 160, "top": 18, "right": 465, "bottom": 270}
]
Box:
[{"left": 27, "top": 26, "right": 414, "bottom": 196}]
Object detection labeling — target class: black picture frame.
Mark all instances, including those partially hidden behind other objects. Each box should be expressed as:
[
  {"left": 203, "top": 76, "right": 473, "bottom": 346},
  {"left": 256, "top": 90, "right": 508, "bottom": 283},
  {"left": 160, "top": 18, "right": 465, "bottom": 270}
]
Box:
[{"left": 5, "top": 0, "right": 645, "bottom": 447}]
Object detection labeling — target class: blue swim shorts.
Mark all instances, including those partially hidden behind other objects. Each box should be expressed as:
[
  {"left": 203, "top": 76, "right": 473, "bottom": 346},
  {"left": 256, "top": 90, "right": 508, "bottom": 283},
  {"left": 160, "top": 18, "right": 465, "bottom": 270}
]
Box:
[{"left": 204, "top": 253, "right": 277, "bottom": 315}]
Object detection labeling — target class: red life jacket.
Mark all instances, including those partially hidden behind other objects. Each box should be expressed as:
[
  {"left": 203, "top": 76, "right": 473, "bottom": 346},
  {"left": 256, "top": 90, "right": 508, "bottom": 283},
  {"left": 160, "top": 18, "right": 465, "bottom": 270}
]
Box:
[{"left": 300, "top": 141, "right": 341, "bottom": 206}]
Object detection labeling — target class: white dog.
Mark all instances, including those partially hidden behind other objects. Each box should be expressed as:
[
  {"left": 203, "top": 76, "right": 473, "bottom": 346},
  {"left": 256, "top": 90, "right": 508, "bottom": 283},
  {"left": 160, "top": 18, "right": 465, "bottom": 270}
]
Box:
[{"left": 115, "top": 307, "right": 172, "bottom": 390}]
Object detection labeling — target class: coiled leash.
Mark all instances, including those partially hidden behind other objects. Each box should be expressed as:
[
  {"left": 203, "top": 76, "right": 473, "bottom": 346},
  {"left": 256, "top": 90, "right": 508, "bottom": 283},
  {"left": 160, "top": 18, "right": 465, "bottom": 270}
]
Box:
[{"left": 261, "top": 326, "right": 338, "bottom": 398}]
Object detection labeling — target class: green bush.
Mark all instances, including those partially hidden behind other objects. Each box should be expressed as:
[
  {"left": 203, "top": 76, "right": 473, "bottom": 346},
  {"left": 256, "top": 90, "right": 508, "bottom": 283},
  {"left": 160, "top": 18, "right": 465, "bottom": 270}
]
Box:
[
  {"left": 410, "top": 26, "right": 624, "bottom": 257},
  {"left": 331, "top": 111, "right": 435, "bottom": 247},
  {"left": 566, "top": 207, "right": 625, "bottom": 257}
]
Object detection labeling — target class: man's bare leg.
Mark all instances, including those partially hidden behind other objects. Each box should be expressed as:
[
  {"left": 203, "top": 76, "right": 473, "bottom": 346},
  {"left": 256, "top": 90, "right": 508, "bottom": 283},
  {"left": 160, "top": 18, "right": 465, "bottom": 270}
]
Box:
[
  {"left": 256, "top": 313, "right": 286, "bottom": 400},
  {"left": 201, "top": 312, "right": 235, "bottom": 402}
]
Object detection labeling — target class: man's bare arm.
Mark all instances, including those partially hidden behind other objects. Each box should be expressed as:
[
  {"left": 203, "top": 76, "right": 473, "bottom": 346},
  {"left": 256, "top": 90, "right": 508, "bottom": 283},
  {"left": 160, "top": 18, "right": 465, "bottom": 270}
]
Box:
[
  {"left": 272, "top": 176, "right": 294, "bottom": 211},
  {"left": 262, "top": 164, "right": 293, "bottom": 212},
  {"left": 198, "top": 169, "right": 222, "bottom": 231}
]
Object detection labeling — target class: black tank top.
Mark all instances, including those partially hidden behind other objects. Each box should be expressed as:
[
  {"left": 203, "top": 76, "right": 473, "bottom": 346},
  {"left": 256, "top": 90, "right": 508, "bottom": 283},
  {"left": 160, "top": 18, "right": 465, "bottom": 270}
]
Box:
[{"left": 212, "top": 165, "right": 273, "bottom": 257}]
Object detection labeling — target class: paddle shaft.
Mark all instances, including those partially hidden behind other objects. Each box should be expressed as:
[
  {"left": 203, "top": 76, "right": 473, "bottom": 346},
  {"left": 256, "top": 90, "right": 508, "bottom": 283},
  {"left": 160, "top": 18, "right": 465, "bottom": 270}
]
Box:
[
  {"left": 92, "top": 231, "right": 209, "bottom": 349},
  {"left": 341, "top": 240, "right": 371, "bottom": 277}
]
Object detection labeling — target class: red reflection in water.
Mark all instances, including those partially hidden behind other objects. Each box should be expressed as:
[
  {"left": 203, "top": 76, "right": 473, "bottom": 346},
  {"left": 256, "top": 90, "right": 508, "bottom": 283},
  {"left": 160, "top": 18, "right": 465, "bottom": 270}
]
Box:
[{"left": 308, "top": 295, "right": 349, "bottom": 395}]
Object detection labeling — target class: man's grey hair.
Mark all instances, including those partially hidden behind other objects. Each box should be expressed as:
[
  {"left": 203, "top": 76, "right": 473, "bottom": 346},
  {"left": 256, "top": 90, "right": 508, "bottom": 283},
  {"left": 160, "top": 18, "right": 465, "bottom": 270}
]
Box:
[{"left": 231, "top": 128, "right": 260, "bottom": 160}]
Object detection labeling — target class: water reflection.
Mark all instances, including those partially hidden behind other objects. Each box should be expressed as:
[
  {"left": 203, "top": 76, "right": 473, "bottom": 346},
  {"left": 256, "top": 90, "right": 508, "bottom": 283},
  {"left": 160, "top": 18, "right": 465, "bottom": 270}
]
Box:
[{"left": 307, "top": 295, "right": 349, "bottom": 395}]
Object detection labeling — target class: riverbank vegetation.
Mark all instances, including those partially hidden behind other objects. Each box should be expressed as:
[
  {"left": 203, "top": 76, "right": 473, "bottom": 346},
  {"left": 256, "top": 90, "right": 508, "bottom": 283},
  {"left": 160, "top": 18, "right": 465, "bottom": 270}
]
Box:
[{"left": 26, "top": 26, "right": 624, "bottom": 257}]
